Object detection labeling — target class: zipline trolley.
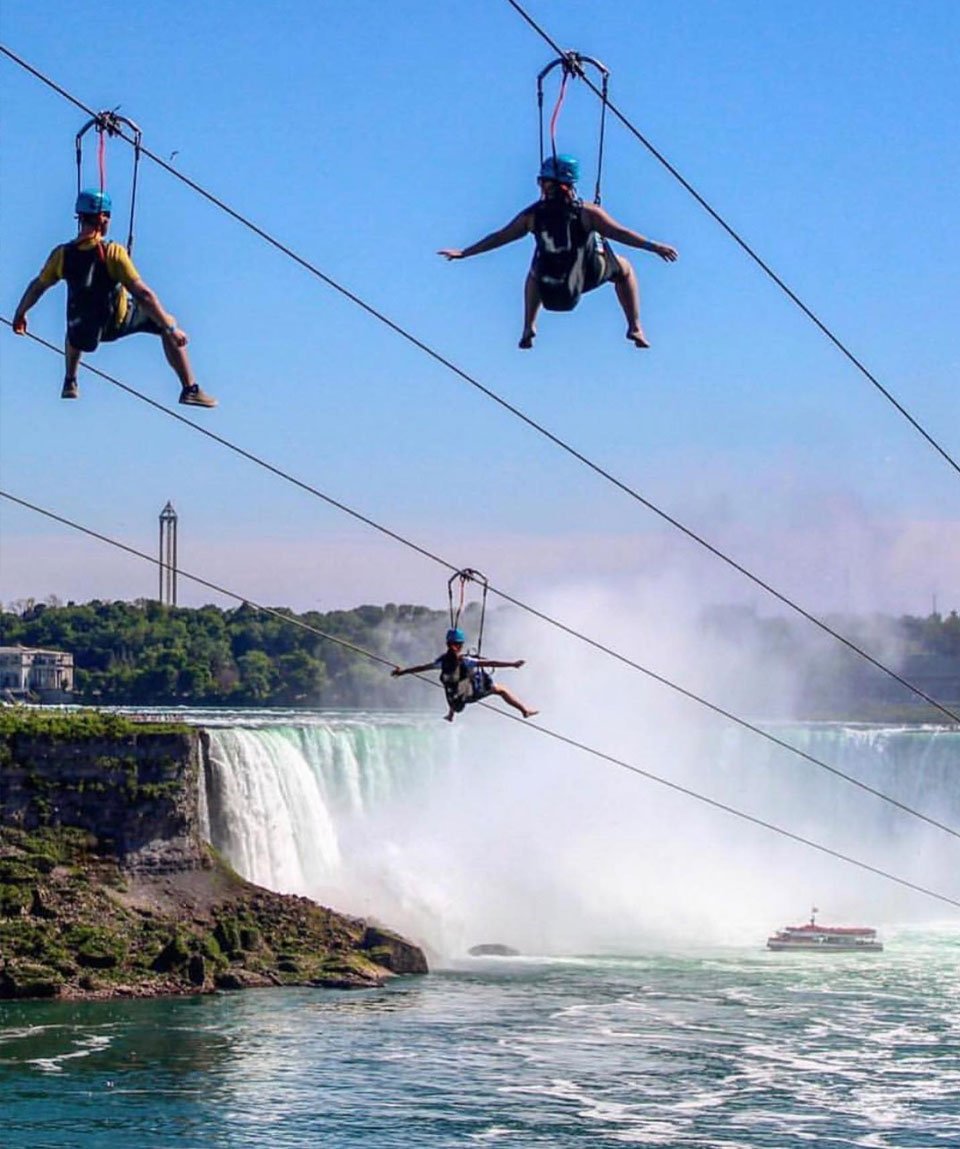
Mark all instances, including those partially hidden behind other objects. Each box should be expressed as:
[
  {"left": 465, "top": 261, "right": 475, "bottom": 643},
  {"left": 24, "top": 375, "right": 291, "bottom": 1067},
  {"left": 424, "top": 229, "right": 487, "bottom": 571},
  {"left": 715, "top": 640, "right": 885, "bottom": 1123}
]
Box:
[{"left": 537, "top": 51, "right": 610, "bottom": 205}]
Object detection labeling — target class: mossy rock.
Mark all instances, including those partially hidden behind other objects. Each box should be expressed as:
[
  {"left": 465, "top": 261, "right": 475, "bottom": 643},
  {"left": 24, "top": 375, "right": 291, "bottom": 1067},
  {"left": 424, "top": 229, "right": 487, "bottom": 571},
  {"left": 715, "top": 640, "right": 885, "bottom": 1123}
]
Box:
[
  {"left": 187, "top": 954, "right": 206, "bottom": 986},
  {"left": 0, "top": 883, "right": 32, "bottom": 917},
  {"left": 0, "top": 860, "right": 37, "bottom": 884},
  {"left": 214, "top": 918, "right": 243, "bottom": 957},
  {"left": 151, "top": 933, "right": 191, "bottom": 972},
  {"left": 66, "top": 926, "right": 127, "bottom": 970},
  {"left": 239, "top": 926, "right": 261, "bottom": 951},
  {"left": 30, "top": 887, "right": 58, "bottom": 920},
  {"left": 0, "top": 961, "right": 63, "bottom": 999},
  {"left": 197, "top": 933, "right": 226, "bottom": 967},
  {"left": 26, "top": 852, "right": 58, "bottom": 875}
]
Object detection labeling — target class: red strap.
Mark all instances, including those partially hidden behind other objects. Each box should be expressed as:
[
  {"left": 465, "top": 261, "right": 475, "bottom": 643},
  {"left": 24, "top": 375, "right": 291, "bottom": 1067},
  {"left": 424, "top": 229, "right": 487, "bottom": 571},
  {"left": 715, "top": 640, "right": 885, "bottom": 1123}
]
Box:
[
  {"left": 97, "top": 125, "right": 107, "bottom": 193},
  {"left": 548, "top": 69, "right": 569, "bottom": 151}
]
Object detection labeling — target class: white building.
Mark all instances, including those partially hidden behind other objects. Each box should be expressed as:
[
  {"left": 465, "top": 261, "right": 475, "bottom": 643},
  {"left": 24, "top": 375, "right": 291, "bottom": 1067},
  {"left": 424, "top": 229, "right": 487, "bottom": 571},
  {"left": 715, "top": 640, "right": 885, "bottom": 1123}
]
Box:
[{"left": 0, "top": 645, "right": 75, "bottom": 700}]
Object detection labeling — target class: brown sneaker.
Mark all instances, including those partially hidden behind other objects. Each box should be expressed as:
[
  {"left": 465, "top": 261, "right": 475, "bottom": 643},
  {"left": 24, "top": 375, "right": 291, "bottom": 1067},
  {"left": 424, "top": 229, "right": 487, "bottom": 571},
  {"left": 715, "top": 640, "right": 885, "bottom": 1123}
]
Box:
[
  {"left": 61, "top": 377, "right": 79, "bottom": 399},
  {"left": 179, "top": 384, "right": 217, "bottom": 409}
]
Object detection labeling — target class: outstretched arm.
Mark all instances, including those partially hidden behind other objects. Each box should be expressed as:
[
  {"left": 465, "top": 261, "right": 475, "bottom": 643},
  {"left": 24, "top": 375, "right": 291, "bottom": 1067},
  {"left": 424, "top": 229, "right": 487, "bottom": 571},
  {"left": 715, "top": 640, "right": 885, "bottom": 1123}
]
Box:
[
  {"left": 438, "top": 208, "right": 533, "bottom": 261},
  {"left": 12, "top": 277, "right": 50, "bottom": 334},
  {"left": 473, "top": 658, "right": 526, "bottom": 670},
  {"left": 581, "top": 203, "right": 678, "bottom": 261},
  {"left": 392, "top": 662, "right": 438, "bottom": 678}
]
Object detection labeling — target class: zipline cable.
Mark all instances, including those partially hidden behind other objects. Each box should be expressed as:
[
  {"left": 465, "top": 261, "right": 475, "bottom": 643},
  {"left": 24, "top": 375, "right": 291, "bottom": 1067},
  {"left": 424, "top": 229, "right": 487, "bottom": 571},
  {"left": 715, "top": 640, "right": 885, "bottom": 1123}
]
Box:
[
  {"left": 503, "top": 0, "right": 960, "bottom": 479},
  {"left": 0, "top": 46, "right": 954, "bottom": 726},
  {"left": 5, "top": 315, "right": 958, "bottom": 735},
  {"left": 4, "top": 320, "right": 960, "bottom": 848},
  {"left": 3, "top": 486, "right": 960, "bottom": 913},
  {"left": 0, "top": 47, "right": 950, "bottom": 726}
]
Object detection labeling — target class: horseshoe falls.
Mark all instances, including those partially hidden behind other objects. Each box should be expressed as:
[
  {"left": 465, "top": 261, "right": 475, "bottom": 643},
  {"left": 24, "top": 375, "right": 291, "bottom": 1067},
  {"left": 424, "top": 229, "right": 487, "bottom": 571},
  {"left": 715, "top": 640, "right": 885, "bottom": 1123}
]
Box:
[
  {"left": 200, "top": 710, "right": 960, "bottom": 961},
  {"left": 7, "top": 708, "right": 960, "bottom": 1149}
]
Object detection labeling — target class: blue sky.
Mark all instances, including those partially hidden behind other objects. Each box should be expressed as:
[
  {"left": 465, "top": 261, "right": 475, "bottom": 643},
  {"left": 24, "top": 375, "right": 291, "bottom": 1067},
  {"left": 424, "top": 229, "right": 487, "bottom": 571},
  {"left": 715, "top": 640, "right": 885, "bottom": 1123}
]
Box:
[{"left": 1, "top": 0, "right": 957, "bottom": 617}]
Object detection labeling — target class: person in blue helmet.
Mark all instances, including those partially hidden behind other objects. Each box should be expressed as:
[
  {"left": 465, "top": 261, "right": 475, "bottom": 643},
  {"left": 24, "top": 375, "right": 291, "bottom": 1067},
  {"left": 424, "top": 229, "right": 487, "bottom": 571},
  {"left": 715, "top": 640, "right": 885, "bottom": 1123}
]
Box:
[
  {"left": 12, "top": 188, "right": 216, "bottom": 406},
  {"left": 391, "top": 627, "right": 538, "bottom": 722},
  {"left": 439, "top": 154, "right": 677, "bottom": 350}
]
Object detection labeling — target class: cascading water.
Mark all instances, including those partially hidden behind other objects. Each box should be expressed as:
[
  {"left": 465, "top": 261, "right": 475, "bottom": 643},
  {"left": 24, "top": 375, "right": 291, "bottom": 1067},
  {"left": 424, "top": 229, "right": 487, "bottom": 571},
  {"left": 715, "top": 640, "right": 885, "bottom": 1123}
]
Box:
[{"left": 200, "top": 709, "right": 960, "bottom": 962}]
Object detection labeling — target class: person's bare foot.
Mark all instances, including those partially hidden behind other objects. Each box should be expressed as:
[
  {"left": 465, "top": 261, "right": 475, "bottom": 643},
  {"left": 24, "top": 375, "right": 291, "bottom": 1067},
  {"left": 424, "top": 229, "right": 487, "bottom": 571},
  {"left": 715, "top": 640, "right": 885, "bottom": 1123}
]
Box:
[
  {"left": 522, "top": 708, "right": 539, "bottom": 719},
  {"left": 519, "top": 328, "right": 536, "bottom": 350},
  {"left": 627, "top": 328, "right": 650, "bottom": 349},
  {"left": 444, "top": 712, "right": 455, "bottom": 723}
]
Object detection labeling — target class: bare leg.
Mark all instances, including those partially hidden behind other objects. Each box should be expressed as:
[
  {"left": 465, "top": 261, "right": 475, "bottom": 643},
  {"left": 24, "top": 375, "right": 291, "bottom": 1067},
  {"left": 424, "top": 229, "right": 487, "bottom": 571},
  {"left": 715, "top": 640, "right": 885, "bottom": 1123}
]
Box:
[
  {"left": 64, "top": 340, "right": 82, "bottom": 379},
  {"left": 613, "top": 257, "right": 650, "bottom": 348},
  {"left": 520, "top": 271, "right": 541, "bottom": 349},
  {"left": 60, "top": 340, "right": 83, "bottom": 397},
  {"left": 161, "top": 330, "right": 196, "bottom": 389},
  {"left": 490, "top": 683, "right": 538, "bottom": 719}
]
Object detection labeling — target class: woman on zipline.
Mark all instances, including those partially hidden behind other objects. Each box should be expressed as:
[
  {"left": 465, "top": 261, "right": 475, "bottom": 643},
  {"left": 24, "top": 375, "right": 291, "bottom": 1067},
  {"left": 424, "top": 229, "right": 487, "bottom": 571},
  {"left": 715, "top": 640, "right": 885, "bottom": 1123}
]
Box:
[{"left": 439, "top": 154, "right": 677, "bottom": 350}]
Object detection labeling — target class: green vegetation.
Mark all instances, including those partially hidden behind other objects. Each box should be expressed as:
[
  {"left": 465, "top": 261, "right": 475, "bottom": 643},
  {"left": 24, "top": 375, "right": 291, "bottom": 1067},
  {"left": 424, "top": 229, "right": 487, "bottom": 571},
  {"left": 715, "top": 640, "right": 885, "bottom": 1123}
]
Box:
[
  {"left": 3, "top": 597, "right": 958, "bottom": 716},
  {"left": 0, "top": 827, "right": 426, "bottom": 999},
  {"left": 0, "top": 707, "right": 186, "bottom": 739},
  {"left": 1, "top": 598, "right": 459, "bottom": 708}
]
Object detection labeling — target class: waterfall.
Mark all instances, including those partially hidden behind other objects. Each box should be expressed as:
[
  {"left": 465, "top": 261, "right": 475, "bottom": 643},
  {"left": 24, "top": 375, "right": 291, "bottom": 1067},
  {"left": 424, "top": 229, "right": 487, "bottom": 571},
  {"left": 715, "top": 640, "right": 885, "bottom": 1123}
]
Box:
[{"left": 201, "top": 712, "right": 960, "bottom": 960}]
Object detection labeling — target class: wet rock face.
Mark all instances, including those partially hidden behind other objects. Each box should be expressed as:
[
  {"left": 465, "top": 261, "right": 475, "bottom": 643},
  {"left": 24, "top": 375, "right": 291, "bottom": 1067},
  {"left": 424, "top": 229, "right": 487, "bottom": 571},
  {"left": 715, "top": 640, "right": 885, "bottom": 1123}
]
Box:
[
  {"left": 0, "top": 716, "right": 428, "bottom": 999},
  {"left": 362, "top": 926, "right": 429, "bottom": 975},
  {"left": 0, "top": 728, "right": 203, "bottom": 871}
]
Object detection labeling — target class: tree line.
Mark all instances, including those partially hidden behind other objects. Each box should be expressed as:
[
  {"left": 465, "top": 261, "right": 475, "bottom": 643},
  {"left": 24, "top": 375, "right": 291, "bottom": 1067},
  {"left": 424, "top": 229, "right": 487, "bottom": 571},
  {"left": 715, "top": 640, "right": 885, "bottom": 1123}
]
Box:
[
  {"left": 0, "top": 599, "right": 461, "bottom": 708},
  {"left": 2, "top": 597, "right": 958, "bottom": 715}
]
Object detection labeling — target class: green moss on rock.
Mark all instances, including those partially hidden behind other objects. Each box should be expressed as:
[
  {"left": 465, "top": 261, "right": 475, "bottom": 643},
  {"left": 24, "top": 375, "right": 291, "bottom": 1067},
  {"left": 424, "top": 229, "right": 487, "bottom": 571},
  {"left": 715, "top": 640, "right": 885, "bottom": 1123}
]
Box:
[{"left": 0, "top": 724, "right": 427, "bottom": 999}]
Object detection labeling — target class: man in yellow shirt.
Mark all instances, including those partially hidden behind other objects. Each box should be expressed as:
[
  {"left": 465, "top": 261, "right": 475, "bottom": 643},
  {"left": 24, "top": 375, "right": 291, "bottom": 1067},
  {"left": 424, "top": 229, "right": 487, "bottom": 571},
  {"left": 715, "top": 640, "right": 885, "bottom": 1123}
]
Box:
[{"left": 12, "top": 189, "right": 216, "bottom": 407}]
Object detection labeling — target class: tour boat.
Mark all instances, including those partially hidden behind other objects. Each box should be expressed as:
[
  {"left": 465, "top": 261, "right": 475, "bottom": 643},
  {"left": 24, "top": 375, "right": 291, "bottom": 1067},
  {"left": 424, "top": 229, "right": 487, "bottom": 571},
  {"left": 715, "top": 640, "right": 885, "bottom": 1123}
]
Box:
[{"left": 766, "top": 908, "right": 883, "bottom": 952}]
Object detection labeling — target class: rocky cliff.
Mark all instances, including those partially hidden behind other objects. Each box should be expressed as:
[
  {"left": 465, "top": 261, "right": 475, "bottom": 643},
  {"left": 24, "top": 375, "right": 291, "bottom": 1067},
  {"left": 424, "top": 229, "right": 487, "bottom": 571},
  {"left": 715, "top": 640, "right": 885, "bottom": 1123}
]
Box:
[{"left": 0, "top": 710, "right": 427, "bottom": 999}]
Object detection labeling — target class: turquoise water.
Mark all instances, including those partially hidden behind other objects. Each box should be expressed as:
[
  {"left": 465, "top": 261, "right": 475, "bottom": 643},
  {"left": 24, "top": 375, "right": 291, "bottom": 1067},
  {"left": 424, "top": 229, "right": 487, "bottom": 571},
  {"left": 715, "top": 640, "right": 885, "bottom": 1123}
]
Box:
[{"left": 3, "top": 932, "right": 959, "bottom": 1148}]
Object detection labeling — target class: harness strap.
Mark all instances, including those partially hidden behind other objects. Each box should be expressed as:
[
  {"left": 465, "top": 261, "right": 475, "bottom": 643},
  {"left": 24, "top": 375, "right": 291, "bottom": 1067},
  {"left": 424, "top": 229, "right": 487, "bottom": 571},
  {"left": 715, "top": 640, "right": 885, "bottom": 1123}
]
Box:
[{"left": 594, "top": 71, "right": 609, "bottom": 205}]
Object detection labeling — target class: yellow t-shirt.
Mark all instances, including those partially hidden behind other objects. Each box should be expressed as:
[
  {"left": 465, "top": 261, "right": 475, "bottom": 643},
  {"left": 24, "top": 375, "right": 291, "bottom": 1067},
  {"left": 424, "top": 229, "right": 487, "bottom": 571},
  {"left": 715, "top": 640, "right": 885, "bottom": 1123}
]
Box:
[{"left": 38, "top": 238, "right": 141, "bottom": 326}]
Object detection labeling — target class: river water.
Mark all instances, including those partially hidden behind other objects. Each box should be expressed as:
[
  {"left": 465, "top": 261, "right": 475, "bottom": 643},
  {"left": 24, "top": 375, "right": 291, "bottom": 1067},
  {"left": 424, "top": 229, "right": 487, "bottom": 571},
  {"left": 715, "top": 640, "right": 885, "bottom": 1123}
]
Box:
[
  {"left": 2, "top": 709, "right": 959, "bottom": 1145},
  {"left": 2, "top": 937, "right": 959, "bottom": 1148}
]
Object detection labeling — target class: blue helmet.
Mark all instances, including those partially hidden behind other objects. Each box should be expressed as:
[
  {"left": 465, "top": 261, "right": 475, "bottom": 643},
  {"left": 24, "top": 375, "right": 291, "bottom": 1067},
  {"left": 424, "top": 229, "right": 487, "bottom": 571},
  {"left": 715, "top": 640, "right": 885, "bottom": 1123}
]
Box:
[
  {"left": 445, "top": 627, "right": 466, "bottom": 646},
  {"left": 75, "top": 188, "right": 112, "bottom": 216},
  {"left": 539, "top": 154, "right": 579, "bottom": 185}
]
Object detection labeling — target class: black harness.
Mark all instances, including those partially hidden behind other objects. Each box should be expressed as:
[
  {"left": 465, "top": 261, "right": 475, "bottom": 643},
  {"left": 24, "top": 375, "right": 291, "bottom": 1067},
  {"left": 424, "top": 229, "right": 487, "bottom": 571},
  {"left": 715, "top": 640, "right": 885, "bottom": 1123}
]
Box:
[
  {"left": 439, "top": 651, "right": 492, "bottom": 713},
  {"left": 62, "top": 241, "right": 122, "bottom": 344},
  {"left": 531, "top": 196, "right": 592, "bottom": 312}
]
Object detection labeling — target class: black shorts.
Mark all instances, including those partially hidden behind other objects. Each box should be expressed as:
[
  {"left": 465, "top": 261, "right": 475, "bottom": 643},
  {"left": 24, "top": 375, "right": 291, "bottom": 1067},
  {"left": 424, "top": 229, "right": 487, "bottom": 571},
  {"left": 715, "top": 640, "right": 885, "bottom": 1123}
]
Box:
[
  {"left": 583, "top": 237, "right": 624, "bottom": 293},
  {"left": 67, "top": 293, "right": 164, "bottom": 353},
  {"left": 531, "top": 236, "right": 624, "bottom": 312}
]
